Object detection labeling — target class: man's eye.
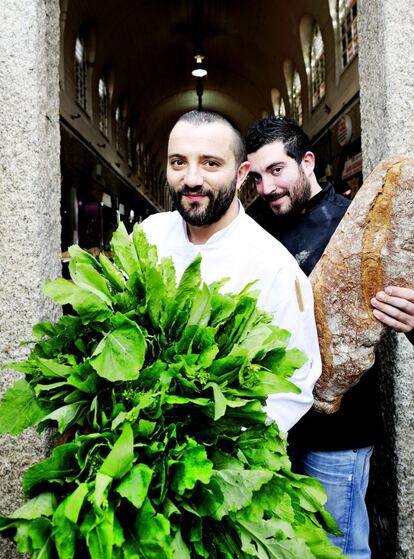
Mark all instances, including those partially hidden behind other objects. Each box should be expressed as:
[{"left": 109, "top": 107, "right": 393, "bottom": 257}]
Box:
[
  {"left": 205, "top": 160, "right": 218, "bottom": 167},
  {"left": 171, "top": 159, "right": 183, "bottom": 166},
  {"left": 271, "top": 167, "right": 282, "bottom": 175}
]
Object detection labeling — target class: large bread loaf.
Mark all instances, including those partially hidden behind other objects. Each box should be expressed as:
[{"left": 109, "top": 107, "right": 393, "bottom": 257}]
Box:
[{"left": 309, "top": 157, "right": 414, "bottom": 413}]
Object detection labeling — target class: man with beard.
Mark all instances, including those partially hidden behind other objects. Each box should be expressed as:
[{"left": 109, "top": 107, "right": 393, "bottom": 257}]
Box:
[
  {"left": 141, "top": 110, "right": 322, "bottom": 432},
  {"left": 245, "top": 115, "right": 414, "bottom": 558},
  {"left": 245, "top": 117, "right": 347, "bottom": 276}
]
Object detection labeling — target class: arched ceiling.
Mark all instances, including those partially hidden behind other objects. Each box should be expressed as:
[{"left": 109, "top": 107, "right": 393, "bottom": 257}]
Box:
[{"left": 63, "top": 0, "right": 333, "bottom": 168}]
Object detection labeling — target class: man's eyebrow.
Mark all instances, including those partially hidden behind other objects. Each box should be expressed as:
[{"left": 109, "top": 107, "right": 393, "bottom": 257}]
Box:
[
  {"left": 200, "top": 154, "right": 226, "bottom": 162},
  {"left": 168, "top": 153, "right": 185, "bottom": 159},
  {"left": 168, "top": 153, "right": 226, "bottom": 163},
  {"left": 266, "top": 161, "right": 285, "bottom": 172}
]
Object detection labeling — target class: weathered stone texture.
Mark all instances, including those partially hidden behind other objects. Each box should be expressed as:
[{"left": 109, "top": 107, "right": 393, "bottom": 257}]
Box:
[
  {"left": 359, "top": 0, "right": 414, "bottom": 172},
  {"left": 359, "top": 1, "right": 414, "bottom": 557},
  {"left": 0, "top": 0, "right": 61, "bottom": 556}
]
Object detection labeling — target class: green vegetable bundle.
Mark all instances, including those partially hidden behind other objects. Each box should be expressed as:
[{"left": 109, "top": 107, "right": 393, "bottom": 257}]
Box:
[{"left": 0, "top": 223, "right": 343, "bottom": 558}]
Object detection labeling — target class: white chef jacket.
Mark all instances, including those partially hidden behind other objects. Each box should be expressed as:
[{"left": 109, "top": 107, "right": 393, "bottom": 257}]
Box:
[{"left": 141, "top": 203, "right": 321, "bottom": 432}]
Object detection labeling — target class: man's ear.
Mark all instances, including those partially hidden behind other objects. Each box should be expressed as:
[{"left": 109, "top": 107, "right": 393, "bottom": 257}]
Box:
[
  {"left": 236, "top": 161, "right": 251, "bottom": 191},
  {"left": 302, "top": 151, "right": 315, "bottom": 177}
]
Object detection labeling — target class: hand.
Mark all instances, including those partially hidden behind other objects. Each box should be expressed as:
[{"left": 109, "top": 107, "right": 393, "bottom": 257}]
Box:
[{"left": 371, "top": 286, "right": 414, "bottom": 334}]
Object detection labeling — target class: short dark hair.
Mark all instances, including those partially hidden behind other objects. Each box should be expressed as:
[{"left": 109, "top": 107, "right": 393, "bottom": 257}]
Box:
[
  {"left": 175, "top": 110, "right": 246, "bottom": 166},
  {"left": 245, "top": 116, "right": 311, "bottom": 164}
]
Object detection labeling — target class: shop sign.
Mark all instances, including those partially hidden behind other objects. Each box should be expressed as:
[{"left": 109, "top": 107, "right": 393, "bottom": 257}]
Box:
[
  {"left": 342, "top": 152, "right": 363, "bottom": 179},
  {"left": 337, "top": 115, "right": 353, "bottom": 146}
]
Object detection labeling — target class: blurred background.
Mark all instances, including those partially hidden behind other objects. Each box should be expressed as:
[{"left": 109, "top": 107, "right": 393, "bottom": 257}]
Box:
[{"left": 60, "top": 0, "right": 361, "bottom": 251}]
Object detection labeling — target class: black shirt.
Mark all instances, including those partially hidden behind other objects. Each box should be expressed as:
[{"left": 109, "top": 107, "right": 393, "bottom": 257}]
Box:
[
  {"left": 272, "top": 182, "right": 351, "bottom": 276},
  {"left": 270, "top": 183, "right": 383, "bottom": 450}
]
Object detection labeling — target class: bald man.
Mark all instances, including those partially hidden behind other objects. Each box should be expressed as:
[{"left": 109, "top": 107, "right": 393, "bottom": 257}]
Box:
[{"left": 141, "top": 110, "right": 322, "bottom": 432}]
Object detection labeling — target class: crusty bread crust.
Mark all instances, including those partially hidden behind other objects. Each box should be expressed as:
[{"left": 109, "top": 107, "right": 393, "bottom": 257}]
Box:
[{"left": 310, "top": 157, "right": 414, "bottom": 413}]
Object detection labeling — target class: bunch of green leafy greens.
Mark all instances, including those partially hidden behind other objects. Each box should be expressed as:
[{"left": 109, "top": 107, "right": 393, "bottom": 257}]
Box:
[{"left": 0, "top": 223, "right": 343, "bottom": 559}]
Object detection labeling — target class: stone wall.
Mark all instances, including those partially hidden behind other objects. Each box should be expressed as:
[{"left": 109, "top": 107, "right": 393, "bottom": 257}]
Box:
[
  {"left": 0, "top": 0, "right": 413, "bottom": 557},
  {"left": 0, "top": 1, "right": 61, "bottom": 557},
  {"left": 359, "top": 1, "right": 414, "bottom": 557}
]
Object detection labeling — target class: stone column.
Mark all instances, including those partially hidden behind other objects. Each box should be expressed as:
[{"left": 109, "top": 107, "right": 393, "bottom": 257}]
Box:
[
  {"left": 0, "top": 1, "right": 61, "bottom": 557},
  {"left": 358, "top": 1, "right": 414, "bottom": 557}
]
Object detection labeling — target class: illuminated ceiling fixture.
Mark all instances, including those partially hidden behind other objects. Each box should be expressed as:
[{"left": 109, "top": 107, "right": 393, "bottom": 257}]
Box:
[
  {"left": 192, "top": 54, "right": 207, "bottom": 78},
  {"left": 192, "top": 1, "right": 207, "bottom": 110}
]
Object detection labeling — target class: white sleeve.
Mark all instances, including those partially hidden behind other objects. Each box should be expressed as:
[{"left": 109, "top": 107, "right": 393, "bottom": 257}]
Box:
[{"left": 263, "top": 266, "right": 321, "bottom": 432}]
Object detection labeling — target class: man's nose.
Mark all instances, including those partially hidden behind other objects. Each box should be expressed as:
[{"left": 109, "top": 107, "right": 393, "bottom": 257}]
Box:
[
  {"left": 184, "top": 165, "right": 203, "bottom": 188},
  {"left": 260, "top": 175, "right": 276, "bottom": 195}
]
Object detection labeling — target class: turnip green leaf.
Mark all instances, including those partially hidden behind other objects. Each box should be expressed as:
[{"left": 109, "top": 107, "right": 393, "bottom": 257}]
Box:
[
  {"left": 90, "top": 316, "right": 145, "bottom": 381},
  {"left": 115, "top": 463, "right": 153, "bottom": 509},
  {"left": 0, "top": 379, "right": 50, "bottom": 435}
]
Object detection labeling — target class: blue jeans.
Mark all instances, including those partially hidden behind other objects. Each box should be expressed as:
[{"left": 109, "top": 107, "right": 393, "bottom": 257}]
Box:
[{"left": 297, "top": 447, "right": 373, "bottom": 559}]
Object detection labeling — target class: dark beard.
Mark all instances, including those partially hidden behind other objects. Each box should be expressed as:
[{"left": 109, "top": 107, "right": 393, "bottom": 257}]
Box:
[
  {"left": 169, "top": 177, "right": 237, "bottom": 226},
  {"left": 264, "top": 168, "right": 312, "bottom": 217}
]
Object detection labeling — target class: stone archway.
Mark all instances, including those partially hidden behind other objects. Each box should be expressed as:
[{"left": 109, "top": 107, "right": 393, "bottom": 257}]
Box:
[{"left": 0, "top": 1, "right": 413, "bottom": 558}]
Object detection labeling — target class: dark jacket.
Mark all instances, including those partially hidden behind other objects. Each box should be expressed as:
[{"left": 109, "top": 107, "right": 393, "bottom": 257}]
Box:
[{"left": 271, "top": 183, "right": 383, "bottom": 450}]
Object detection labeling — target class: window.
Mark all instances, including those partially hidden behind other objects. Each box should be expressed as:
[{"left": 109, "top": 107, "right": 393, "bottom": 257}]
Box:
[
  {"left": 291, "top": 70, "right": 303, "bottom": 124},
  {"left": 126, "top": 126, "right": 133, "bottom": 167},
  {"left": 136, "top": 140, "right": 144, "bottom": 173},
  {"left": 98, "top": 77, "right": 109, "bottom": 137},
  {"left": 115, "top": 106, "right": 124, "bottom": 153},
  {"left": 270, "top": 88, "right": 286, "bottom": 117},
  {"left": 310, "top": 24, "right": 326, "bottom": 107},
  {"left": 338, "top": 0, "right": 358, "bottom": 68},
  {"left": 74, "top": 36, "right": 87, "bottom": 111}
]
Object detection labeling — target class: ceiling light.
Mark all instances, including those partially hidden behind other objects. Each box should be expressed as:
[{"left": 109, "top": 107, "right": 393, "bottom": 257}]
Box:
[{"left": 192, "top": 54, "right": 207, "bottom": 78}]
